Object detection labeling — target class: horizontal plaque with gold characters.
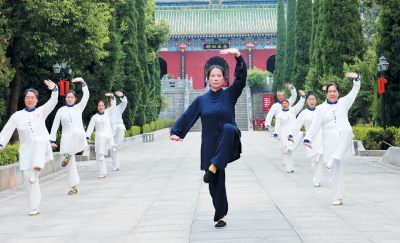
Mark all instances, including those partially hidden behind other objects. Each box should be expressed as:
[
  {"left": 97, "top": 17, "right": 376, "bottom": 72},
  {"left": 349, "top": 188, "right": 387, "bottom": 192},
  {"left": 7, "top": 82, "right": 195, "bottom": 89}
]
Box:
[{"left": 204, "top": 44, "right": 229, "bottom": 50}]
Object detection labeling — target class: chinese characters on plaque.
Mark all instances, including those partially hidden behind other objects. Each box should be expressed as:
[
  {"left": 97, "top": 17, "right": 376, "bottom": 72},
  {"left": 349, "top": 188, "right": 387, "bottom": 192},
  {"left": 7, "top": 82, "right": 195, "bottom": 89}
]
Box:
[{"left": 204, "top": 44, "right": 230, "bottom": 50}]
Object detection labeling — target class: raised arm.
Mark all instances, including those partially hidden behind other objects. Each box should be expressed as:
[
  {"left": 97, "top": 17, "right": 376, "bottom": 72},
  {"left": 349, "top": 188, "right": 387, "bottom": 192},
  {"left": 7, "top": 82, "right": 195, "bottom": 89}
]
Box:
[
  {"left": 221, "top": 49, "right": 247, "bottom": 101},
  {"left": 170, "top": 97, "right": 201, "bottom": 141},
  {"left": 0, "top": 115, "right": 17, "bottom": 150},
  {"left": 341, "top": 73, "right": 361, "bottom": 110},
  {"left": 40, "top": 80, "right": 59, "bottom": 118},
  {"left": 265, "top": 104, "right": 277, "bottom": 127},
  {"left": 293, "top": 91, "right": 306, "bottom": 115},
  {"left": 108, "top": 96, "right": 117, "bottom": 118},
  {"left": 287, "top": 84, "right": 297, "bottom": 107},
  {"left": 289, "top": 111, "right": 305, "bottom": 137},
  {"left": 115, "top": 91, "right": 128, "bottom": 114},
  {"left": 50, "top": 110, "right": 61, "bottom": 144}
]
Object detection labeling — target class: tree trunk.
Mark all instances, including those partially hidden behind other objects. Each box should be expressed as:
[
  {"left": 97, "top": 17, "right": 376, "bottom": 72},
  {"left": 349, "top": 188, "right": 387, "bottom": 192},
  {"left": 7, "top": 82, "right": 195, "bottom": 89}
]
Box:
[{"left": 8, "top": 36, "right": 21, "bottom": 144}]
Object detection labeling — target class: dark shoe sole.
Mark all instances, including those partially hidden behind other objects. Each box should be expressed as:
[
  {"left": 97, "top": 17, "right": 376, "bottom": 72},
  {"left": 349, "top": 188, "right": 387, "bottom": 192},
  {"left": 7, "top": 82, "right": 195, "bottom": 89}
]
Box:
[{"left": 203, "top": 170, "right": 215, "bottom": 183}]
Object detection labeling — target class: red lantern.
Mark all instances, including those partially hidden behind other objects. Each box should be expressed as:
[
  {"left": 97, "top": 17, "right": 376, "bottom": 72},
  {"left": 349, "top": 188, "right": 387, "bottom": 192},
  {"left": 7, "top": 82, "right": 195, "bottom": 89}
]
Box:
[
  {"left": 179, "top": 44, "right": 187, "bottom": 52},
  {"left": 246, "top": 43, "right": 254, "bottom": 51},
  {"left": 58, "top": 80, "right": 70, "bottom": 96},
  {"left": 378, "top": 77, "right": 387, "bottom": 94}
]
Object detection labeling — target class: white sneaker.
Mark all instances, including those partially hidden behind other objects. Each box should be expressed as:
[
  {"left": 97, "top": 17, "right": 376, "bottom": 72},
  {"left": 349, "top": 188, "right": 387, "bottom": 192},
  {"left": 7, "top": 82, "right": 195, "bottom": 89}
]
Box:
[
  {"left": 327, "top": 159, "right": 337, "bottom": 169},
  {"left": 29, "top": 209, "right": 40, "bottom": 216},
  {"left": 99, "top": 154, "right": 105, "bottom": 161},
  {"left": 112, "top": 147, "right": 117, "bottom": 152},
  {"left": 315, "top": 154, "right": 322, "bottom": 163},
  {"left": 29, "top": 170, "right": 40, "bottom": 184},
  {"left": 284, "top": 147, "right": 290, "bottom": 155},
  {"left": 314, "top": 183, "right": 320, "bottom": 187},
  {"left": 112, "top": 168, "right": 119, "bottom": 171},
  {"left": 333, "top": 199, "right": 343, "bottom": 205},
  {"left": 98, "top": 175, "right": 106, "bottom": 178}
]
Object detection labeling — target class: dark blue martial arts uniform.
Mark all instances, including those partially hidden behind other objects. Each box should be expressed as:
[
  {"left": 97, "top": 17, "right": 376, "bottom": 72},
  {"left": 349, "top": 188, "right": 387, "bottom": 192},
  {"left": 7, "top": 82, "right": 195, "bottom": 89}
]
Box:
[{"left": 171, "top": 55, "right": 247, "bottom": 222}]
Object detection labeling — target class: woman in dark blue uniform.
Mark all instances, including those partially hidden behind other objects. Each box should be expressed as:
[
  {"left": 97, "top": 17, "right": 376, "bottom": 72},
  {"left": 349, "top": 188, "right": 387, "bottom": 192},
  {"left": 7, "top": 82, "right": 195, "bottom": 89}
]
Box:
[{"left": 170, "top": 48, "right": 246, "bottom": 229}]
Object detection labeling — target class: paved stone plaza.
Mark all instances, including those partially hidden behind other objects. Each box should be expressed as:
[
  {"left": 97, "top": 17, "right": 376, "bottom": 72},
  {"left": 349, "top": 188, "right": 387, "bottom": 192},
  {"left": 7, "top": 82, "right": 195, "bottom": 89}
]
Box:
[{"left": 1, "top": 132, "right": 400, "bottom": 243}]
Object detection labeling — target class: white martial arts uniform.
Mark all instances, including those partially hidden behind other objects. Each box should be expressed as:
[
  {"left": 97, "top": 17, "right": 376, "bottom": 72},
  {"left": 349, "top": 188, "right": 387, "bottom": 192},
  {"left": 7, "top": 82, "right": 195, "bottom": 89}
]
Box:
[
  {"left": 86, "top": 97, "right": 116, "bottom": 176},
  {"left": 273, "top": 96, "right": 305, "bottom": 172},
  {"left": 50, "top": 82, "right": 89, "bottom": 188},
  {"left": 304, "top": 76, "right": 360, "bottom": 201},
  {"left": 289, "top": 107, "right": 324, "bottom": 186},
  {"left": 265, "top": 86, "right": 297, "bottom": 161},
  {"left": 0, "top": 87, "right": 58, "bottom": 211},
  {"left": 108, "top": 95, "right": 128, "bottom": 170}
]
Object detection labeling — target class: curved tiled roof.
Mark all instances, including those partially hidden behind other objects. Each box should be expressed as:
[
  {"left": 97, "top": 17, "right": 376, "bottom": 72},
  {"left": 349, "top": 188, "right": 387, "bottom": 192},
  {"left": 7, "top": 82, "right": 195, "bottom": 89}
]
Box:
[{"left": 156, "top": 5, "right": 277, "bottom": 37}]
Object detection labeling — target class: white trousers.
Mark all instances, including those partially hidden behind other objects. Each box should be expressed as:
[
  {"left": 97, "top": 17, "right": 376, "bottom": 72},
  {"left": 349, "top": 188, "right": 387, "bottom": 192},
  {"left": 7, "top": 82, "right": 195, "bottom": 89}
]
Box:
[
  {"left": 329, "top": 160, "right": 345, "bottom": 201},
  {"left": 96, "top": 151, "right": 108, "bottom": 176},
  {"left": 310, "top": 155, "right": 323, "bottom": 185},
  {"left": 23, "top": 169, "right": 41, "bottom": 211},
  {"left": 110, "top": 125, "right": 125, "bottom": 170},
  {"left": 67, "top": 155, "right": 80, "bottom": 187},
  {"left": 31, "top": 137, "right": 52, "bottom": 169},
  {"left": 66, "top": 129, "right": 87, "bottom": 155},
  {"left": 97, "top": 133, "right": 111, "bottom": 155},
  {"left": 283, "top": 151, "right": 294, "bottom": 171}
]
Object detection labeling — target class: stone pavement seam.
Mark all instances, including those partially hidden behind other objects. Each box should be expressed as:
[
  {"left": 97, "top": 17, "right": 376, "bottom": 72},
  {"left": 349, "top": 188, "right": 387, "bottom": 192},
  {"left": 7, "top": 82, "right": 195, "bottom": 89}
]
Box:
[{"left": 242, "top": 134, "right": 376, "bottom": 243}]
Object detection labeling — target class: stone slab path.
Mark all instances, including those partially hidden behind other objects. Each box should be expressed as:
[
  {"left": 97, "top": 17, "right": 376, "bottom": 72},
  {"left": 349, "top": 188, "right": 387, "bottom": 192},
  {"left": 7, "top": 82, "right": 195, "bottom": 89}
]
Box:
[{"left": 1, "top": 132, "right": 400, "bottom": 243}]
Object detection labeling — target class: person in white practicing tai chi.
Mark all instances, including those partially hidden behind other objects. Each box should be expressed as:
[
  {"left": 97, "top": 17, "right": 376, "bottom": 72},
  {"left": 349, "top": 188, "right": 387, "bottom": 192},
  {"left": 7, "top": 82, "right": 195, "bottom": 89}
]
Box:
[
  {"left": 265, "top": 83, "right": 297, "bottom": 165},
  {"left": 50, "top": 77, "right": 89, "bottom": 195},
  {"left": 273, "top": 89, "right": 305, "bottom": 173},
  {"left": 0, "top": 80, "right": 58, "bottom": 215},
  {"left": 304, "top": 72, "right": 360, "bottom": 206},
  {"left": 288, "top": 91, "right": 324, "bottom": 187},
  {"left": 107, "top": 91, "right": 127, "bottom": 171},
  {"left": 86, "top": 93, "right": 116, "bottom": 178}
]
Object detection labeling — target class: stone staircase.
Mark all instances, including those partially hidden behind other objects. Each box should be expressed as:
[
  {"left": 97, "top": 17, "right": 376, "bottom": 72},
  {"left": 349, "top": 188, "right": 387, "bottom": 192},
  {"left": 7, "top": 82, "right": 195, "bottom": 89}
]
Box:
[{"left": 188, "top": 89, "right": 249, "bottom": 132}]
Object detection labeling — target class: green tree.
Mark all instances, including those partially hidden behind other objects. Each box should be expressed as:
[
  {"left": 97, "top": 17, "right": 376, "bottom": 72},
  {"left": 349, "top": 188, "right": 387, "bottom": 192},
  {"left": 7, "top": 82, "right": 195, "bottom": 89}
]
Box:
[
  {"left": 314, "top": 0, "right": 325, "bottom": 76},
  {"left": 283, "top": 0, "right": 296, "bottom": 84},
  {"left": 272, "top": 0, "right": 286, "bottom": 100},
  {"left": 320, "top": 0, "right": 367, "bottom": 78},
  {"left": 2, "top": 0, "right": 112, "bottom": 143},
  {"left": 0, "top": 13, "right": 15, "bottom": 128},
  {"left": 116, "top": 0, "right": 144, "bottom": 128},
  {"left": 360, "top": 2, "right": 380, "bottom": 47},
  {"left": 293, "top": 0, "right": 312, "bottom": 90},
  {"left": 309, "top": 0, "right": 320, "bottom": 68},
  {"left": 374, "top": 0, "right": 400, "bottom": 127},
  {"left": 135, "top": 0, "right": 150, "bottom": 126}
]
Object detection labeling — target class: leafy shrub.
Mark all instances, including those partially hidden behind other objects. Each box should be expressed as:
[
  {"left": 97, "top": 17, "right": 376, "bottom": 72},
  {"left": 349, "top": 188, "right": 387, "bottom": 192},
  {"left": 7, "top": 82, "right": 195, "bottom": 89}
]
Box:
[
  {"left": 155, "top": 120, "right": 166, "bottom": 130},
  {"left": 131, "top": 126, "right": 141, "bottom": 136},
  {"left": 150, "top": 121, "right": 156, "bottom": 131},
  {"left": 353, "top": 125, "right": 385, "bottom": 150},
  {"left": 124, "top": 130, "right": 131, "bottom": 138},
  {"left": 165, "top": 120, "right": 177, "bottom": 128},
  {"left": 0, "top": 143, "right": 20, "bottom": 166},
  {"left": 142, "top": 124, "right": 151, "bottom": 133},
  {"left": 89, "top": 132, "right": 96, "bottom": 144}
]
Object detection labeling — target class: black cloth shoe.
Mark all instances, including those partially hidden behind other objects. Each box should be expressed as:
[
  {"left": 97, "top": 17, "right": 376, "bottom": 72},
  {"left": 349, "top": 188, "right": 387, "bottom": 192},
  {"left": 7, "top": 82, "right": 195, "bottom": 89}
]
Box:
[
  {"left": 203, "top": 170, "right": 215, "bottom": 183},
  {"left": 62, "top": 158, "right": 71, "bottom": 167},
  {"left": 215, "top": 220, "right": 226, "bottom": 229}
]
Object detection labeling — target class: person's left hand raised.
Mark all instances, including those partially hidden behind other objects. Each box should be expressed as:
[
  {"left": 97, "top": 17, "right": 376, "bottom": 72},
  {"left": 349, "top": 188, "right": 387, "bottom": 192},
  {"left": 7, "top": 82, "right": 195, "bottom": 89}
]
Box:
[
  {"left": 105, "top": 93, "right": 114, "bottom": 98},
  {"left": 115, "top": 91, "right": 124, "bottom": 97},
  {"left": 345, "top": 73, "right": 358, "bottom": 79},
  {"left": 44, "top": 80, "right": 56, "bottom": 90},
  {"left": 220, "top": 48, "right": 241, "bottom": 58},
  {"left": 299, "top": 90, "right": 305, "bottom": 96},
  {"left": 72, "top": 77, "right": 84, "bottom": 83}
]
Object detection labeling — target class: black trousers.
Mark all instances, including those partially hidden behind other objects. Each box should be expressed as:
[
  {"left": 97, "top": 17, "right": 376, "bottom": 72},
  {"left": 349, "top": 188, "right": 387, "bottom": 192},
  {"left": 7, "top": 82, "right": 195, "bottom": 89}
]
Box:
[{"left": 208, "top": 124, "right": 241, "bottom": 222}]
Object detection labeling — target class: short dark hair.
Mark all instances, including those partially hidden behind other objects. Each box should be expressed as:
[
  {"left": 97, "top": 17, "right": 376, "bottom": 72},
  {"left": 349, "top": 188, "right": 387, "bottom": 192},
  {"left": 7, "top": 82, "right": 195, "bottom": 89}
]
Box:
[
  {"left": 281, "top": 98, "right": 289, "bottom": 105},
  {"left": 326, "top": 83, "right": 340, "bottom": 93},
  {"left": 306, "top": 91, "right": 317, "bottom": 100},
  {"left": 66, "top": 90, "right": 77, "bottom": 99},
  {"left": 207, "top": 65, "right": 226, "bottom": 79},
  {"left": 97, "top": 100, "right": 106, "bottom": 106},
  {"left": 24, "top": 88, "right": 39, "bottom": 100}
]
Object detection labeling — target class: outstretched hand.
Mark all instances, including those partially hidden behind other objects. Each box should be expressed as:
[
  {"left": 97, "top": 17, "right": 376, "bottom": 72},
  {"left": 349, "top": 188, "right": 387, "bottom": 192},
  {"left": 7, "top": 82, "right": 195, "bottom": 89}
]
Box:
[
  {"left": 170, "top": 135, "right": 183, "bottom": 142},
  {"left": 105, "top": 93, "right": 114, "bottom": 98},
  {"left": 345, "top": 73, "right": 358, "bottom": 79},
  {"left": 220, "top": 48, "right": 241, "bottom": 58},
  {"left": 0, "top": 147, "right": 3, "bottom": 152},
  {"left": 289, "top": 138, "right": 294, "bottom": 143},
  {"left": 284, "top": 83, "right": 293, "bottom": 89},
  {"left": 115, "top": 91, "right": 124, "bottom": 97},
  {"left": 87, "top": 140, "right": 93, "bottom": 144},
  {"left": 44, "top": 80, "right": 56, "bottom": 90},
  {"left": 267, "top": 125, "right": 274, "bottom": 128},
  {"left": 299, "top": 90, "right": 305, "bottom": 96},
  {"left": 71, "top": 77, "right": 84, "bottom": 83},
  {"left": 304, "top": 142, "right": 313, "bottom": 149},
  {"left": 322, "top": 86, "right": 327, "bottom": 91},
  {"left": 51, "top": 143, "right": 58, "bottom": 148},
  {"left": 274, "top": 137, "right": 280, "bottom": 141}
]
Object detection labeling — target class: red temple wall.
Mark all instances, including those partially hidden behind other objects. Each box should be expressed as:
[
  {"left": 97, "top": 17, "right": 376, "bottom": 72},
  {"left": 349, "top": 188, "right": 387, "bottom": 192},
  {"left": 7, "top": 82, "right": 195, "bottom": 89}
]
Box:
[{"left": 159, "top": 49, "right": 276, "bottom": 90}]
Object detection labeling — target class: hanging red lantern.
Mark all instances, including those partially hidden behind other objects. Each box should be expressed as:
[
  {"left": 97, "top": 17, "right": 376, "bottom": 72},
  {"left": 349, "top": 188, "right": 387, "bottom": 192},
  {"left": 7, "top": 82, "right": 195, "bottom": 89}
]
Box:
[
  {"left": 246, "top": 43, "right": 254, "bottom": 51},
  {"left": 58, "top": 80, "right": 70, "bottom": 96},
  {"left": 179, "top": 44, "right": 187, "bottom": 52}
]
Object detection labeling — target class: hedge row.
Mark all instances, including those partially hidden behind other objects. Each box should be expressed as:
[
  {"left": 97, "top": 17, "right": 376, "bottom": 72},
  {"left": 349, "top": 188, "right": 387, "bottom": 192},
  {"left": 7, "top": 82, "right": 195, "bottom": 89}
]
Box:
[
  {"left": 124, "top": 120, "right": 176, "bottom": 138},
  {"left": 352, "top": 125, "right": 400, "bottom": 150},
  {"left": 0, "top": 143, "right": 19, "bottom": 166}
]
